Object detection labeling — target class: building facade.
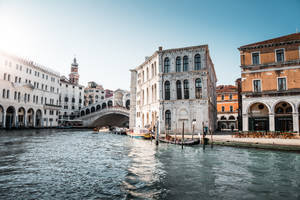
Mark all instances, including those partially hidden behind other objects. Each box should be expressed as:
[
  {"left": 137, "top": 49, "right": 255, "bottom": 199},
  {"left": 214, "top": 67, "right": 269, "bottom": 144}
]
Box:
[
  {"left": 239, "top": 33, "right": 300, "bottom": 133},
  {"left": 0, "top": 52, "right": 61, "bottom": 128},
  {"left": 84, "top": 81, "right": 105, "bottom": 106},
  {"left": 130, "top": 45, "right": 217, "bottom": 134},
  {"left": 216, "top": 85, "right": 238, "bottom": 131},
  {"left": 58, "top": 58, "right": 84, "bottom": 124}
]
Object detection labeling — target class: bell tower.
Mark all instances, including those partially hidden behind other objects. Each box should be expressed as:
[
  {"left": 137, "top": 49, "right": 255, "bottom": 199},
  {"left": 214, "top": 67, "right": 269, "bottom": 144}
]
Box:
[{"left": 69, "top": 57, "right": 79, "bottom": 85}]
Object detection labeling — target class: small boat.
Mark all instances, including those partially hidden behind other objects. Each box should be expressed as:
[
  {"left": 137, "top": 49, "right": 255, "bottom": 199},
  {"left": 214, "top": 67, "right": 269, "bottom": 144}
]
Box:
[
  {"left": 159, "top": 137, "right": 200, "bottom": 146},
  {"left": 94, "top": 127, "right": 110, "bottom": 133},
  {"left": 126, "top": 128, "right": 152, "bottom": 139}
]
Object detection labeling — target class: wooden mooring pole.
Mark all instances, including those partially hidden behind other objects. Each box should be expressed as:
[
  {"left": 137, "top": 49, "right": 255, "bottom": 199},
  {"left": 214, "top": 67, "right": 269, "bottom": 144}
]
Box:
[{"left": 182, "top": 121, "right": 184, "bottom": 150}]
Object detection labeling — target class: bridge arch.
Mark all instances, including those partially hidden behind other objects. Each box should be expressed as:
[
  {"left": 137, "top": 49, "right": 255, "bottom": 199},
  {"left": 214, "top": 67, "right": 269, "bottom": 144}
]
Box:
[{"left": 79, "top": 107, "right": 129, "bottom": 128}]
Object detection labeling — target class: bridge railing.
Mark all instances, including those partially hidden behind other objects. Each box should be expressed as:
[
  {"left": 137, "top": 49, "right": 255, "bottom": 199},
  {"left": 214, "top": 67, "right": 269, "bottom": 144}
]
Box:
[{"left": 76, "top": 106, "right": 129, "bottom": 119}]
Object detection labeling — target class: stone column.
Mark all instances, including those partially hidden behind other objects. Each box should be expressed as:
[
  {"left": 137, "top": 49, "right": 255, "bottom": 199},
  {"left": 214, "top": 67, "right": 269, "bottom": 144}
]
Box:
[
  {"left": 24, "top": 113, "right": 27, "bottom": 127},
  {"left": 293, "top": 112, "right": 299, "bottom": 134},
  {"left": 242, "top": 113, "right": 248, "bottom": 131},
  {"left": 15, "top": 114, "right": 18, "bottom": 128},
  {"left": 269, "top": 113, "right": 275, "bottom": 132},
  {"left": 32, "top": 114, "right": 35, "bottom": 128},
  {"left": 2, "top": 111, "right": 6, "bottom": 128}
]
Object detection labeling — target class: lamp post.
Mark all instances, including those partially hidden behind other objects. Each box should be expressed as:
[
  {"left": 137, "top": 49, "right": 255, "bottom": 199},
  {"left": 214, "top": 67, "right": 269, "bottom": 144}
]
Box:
[{"left": 192, "top": 119, "right": 196, "bottom": 140}]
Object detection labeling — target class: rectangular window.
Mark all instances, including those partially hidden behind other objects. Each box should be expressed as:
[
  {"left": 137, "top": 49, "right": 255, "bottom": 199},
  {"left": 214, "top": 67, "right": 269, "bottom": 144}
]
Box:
[
  {"left": 252, "top": 52, "right": 260, "bottom": 65},
  {"left": 230, "top": 106, "right": 233, "bottom": 112},
  {"left": 278, "top": 77, "right": 286, "bottom": 91},
  {"left": 253, "top": 80, "right": 261, "bottom": 92},
  {"left": 222, "top": 106, "right": 225, "bottom": 112},
  {"left": 276, "top": 49, "right": 284, "bottom": 62}
]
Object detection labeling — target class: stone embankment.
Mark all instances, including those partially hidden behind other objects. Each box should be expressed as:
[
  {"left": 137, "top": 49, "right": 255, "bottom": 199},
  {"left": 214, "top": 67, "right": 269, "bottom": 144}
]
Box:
[{"left": 169, "top": 134, "right": 300, "bottom": 152}]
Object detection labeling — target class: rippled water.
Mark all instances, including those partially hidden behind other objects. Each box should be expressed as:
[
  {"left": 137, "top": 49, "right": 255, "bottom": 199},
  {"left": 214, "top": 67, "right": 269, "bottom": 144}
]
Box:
[{"left": 0, "top": 129, "right": 300, "bottom": 200}]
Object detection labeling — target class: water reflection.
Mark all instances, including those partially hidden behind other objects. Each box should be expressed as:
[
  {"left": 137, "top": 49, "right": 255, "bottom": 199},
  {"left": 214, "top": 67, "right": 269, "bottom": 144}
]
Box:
[{"left": 0, "top": 130, "right": 299, "bottom": 200}]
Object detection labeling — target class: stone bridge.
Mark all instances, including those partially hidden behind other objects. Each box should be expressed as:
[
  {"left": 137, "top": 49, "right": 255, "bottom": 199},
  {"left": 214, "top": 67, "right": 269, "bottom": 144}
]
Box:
[{"left": 77, "top": 106, "right": 130, "bottom": 128}]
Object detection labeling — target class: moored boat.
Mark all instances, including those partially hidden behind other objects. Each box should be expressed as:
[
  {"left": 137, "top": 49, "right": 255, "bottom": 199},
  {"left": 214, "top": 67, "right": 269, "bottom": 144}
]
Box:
[
  {"left": 159, "top": 137, "right": 200, "bottom": 146},
  {"left": 126, "top": 128, "right": 152, "bottom": 139},
  {"left": 94, "top": 126, "right": 110, "bottom": 133}
]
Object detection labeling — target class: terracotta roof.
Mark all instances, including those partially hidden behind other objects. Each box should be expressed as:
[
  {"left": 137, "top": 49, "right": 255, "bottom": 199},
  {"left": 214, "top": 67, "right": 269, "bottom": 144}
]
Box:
[
  {"left": 216, "top": 85, "right": 237, "bottom": 93},
  {"left": 239, "top": 32, "right": 300, "bottom": 50}
]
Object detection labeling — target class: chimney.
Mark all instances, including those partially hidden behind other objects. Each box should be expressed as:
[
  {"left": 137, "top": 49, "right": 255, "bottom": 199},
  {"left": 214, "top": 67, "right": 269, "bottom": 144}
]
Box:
[{"left": 158, "top": 46, "right": 163, "bottom": 51}]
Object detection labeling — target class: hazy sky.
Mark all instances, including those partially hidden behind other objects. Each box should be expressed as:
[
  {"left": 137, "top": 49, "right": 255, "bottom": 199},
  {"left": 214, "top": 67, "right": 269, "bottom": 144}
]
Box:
[{"left": 0, "top": 0, "right": 299, "bottom": 90}]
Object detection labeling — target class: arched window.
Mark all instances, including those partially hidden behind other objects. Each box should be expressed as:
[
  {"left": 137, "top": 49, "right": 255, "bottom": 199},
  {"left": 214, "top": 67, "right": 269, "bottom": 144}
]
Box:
[
  {"left": 146, "top": 67, "right": 149, "bottom": 80},
  {"left": 195, "top": 78, "right": 202, "bottom": 99},
  {"left": 164, "top": 81, "right": 170, "bottom": 100},
  {"left": 151, "top": 64, "right": 154, "bottom": 78},
  {"left": 165, "top": 110, "right": 171, "bottom": 130},
  {"left": 176, "top": 80, "right": 182, "bottom": 99},
  {"left": 183, "top": 56, "right": 188, "bottom": 72},
  {"left": 183, "top": 80, "right": 189, "bottom": 99},
  {"left": 164, "top": 57, "right": 170, "bottom": 73},
  {"left": 176, "top": 57, "right": 181, "bottom": 72},
  {"left": 194, "top": 54, "right": 201, "bottom": 70}
]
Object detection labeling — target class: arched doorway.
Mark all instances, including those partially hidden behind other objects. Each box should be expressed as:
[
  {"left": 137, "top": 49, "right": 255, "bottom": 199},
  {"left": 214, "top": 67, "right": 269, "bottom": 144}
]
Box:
[
  {"left": 86, "top": 108, "right": 90, "bottom": 115},
  {"left": 27, "top": 108, "right": 34, "bottom": 127},
  {"left": 102, "top": 103, "right": 107, "bottom": 109},
  {"left": 228, "top": 116, "right": 235, "bottom": 120},
  {"left": 0, "top": 105, "right": 4, "bottom": 128},
  {"left": 108, "top": 100, "right": 113, "bottom": 108},
  {"left": 91, "top": 107, "right": 95, "bottom": 113},
  {"left": 221, "top": 123, "right": 227, "bottom": 130},
  {"left": 248, "top": 103, "right": 269, "bottom": 131},
  {"left": 125, "top": 100, "right": 130, "bottom": 109},
  {"left": 35, "top": 109, "right": 42, "bottom": 127},
  {"left": 275, "top": 102, "right": 293, "bottom": 132},
  {"left": 18, "top": 107, "right": 26, "bottom": 127},
  {"left": 6, "top": 106, "right": 16, "bottom": 128},
  {"left": 81, "top": 110, "right": 85, "bottom": 117}
]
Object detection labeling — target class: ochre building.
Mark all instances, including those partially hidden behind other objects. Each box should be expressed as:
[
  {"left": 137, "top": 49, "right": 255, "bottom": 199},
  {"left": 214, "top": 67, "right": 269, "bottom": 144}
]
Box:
[
  {"left": 216, "top": 85, "right": 238, "bottom": 131},
  {"left": 238, "top": 33, "right": 300, "bottom": 133}
]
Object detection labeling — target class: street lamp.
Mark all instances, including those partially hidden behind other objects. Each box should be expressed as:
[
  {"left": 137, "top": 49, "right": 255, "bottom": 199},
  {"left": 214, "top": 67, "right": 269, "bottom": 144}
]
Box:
[{"left": 192, "top": 119, "right": 196, "bottom": 140}]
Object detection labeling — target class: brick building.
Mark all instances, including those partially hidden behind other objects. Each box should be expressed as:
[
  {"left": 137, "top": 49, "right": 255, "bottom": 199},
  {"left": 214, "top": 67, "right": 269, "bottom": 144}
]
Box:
[
  {"left": 216, "top": 85, "right": 238, "bottom": 131},
  {"left": 238, "top": 32, "right": 300, "bottom": 133}
]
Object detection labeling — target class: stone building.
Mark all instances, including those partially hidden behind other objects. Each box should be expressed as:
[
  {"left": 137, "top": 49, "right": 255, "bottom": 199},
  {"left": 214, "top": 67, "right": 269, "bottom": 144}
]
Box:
[
  {"left": 238, "top": 32, "right": 300, "bottom": 133},
  {"left": 84, "top": 81, "right": 105, "bottom": 106},
  {"left": 216, "top": 85, "right": 238, "bottom": 131},
  {"left": 58, "top": 58, "right": 85, "bottom": 124},
  {"left": 0, "top": 51, "right": 61, "bottom": 128},
  {"left": 130, "top": 45, "right": 217, "bottom": 134},
  {"left": 113, "top": 89, "right": 130, "bottom": 109}
]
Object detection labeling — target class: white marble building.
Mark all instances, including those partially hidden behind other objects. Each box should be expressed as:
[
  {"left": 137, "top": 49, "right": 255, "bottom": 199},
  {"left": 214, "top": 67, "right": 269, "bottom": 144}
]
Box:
[
  {"left": 130, "top": 45, "right": 217, "bottom": 134},
  {"left": 0, "top": 51, "right": 61, "bottom": 128},
  {"left": 58, "top": 58, "right": 85, "bottom": 124}
]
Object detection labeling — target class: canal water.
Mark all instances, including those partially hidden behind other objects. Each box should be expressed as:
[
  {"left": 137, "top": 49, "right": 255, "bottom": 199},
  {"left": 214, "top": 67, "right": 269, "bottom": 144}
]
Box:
[{"left": 0, "top": 130, "right": 300, "bottom": 200}]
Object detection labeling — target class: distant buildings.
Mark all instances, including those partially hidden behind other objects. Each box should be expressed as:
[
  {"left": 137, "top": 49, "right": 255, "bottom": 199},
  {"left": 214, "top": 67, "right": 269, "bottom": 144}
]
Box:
[
  {"left": 130, "top": 45, "right": 217, "bottom": 134},
  {"left": 216, "top": 85, "right": 238, "bottom": 131},
  {"left": 0, "top": 52, "right": 61, "bottom": 128},
  {"left": 238, "top": 33, "right": 300, "bottom": 132},
  {"left": 58, "top": 58, "right": 85, "bottom": 124},
  {"left": 84, "top": 81, "right": 105, "bottom": 106}
]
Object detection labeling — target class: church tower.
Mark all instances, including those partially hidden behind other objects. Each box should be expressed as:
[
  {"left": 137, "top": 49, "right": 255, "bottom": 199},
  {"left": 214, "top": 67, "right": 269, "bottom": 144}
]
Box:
[{"left": 69, "top": 57, "right": 79, "bottom": 85}]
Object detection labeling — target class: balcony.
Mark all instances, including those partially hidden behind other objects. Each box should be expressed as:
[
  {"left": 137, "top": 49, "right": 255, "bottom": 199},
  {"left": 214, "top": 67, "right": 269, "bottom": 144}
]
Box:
[
  {"left": 243, "top": 88, "right": 300, "bottom": 98},
  {"left": 241, "top": 59, "right": 300, "bottom": 70},
  {"left": 44, "top": 103, "right": 61, "bottom": 110}
]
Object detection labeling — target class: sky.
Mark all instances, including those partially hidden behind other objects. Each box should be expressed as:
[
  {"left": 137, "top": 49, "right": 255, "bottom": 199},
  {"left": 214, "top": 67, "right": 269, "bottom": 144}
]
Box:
[{"left": 0, "top": 0, "right": 299, "bottom": 90}]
